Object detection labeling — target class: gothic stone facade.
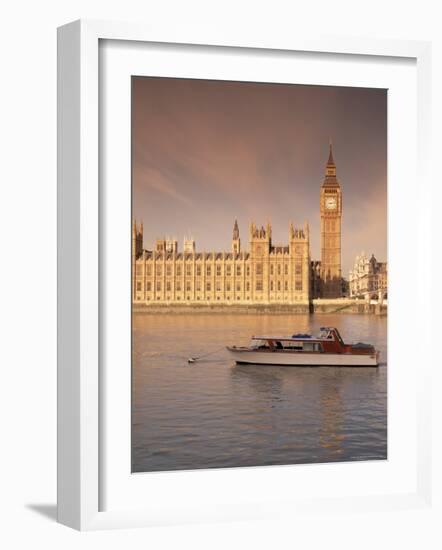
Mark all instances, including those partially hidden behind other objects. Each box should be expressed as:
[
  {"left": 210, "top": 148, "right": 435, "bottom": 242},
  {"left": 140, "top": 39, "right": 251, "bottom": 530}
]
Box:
[
  {"left": 133, "top": 221, "right": 311, "bottom": 305},
  {"left": 133, "top": 145, "right": 344, "bottom": 305},
  {"left": 348, "top": 252, "right": 388, "bottom": 301}
]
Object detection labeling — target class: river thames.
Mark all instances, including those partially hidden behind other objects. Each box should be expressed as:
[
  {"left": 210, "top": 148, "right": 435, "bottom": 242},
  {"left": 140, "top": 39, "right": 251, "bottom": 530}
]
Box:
[{"left": 132, "top": 313, "right": 387, "bottom": 473}]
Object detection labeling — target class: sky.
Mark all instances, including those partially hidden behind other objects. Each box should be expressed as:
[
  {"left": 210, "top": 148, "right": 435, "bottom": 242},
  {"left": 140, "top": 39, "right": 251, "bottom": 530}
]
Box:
[{"left": 132, "top": 77, "right": 387, "bottom": 275}]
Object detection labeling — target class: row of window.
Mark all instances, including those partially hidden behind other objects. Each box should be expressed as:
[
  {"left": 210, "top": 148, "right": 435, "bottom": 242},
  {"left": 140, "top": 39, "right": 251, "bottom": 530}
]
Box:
[
  {"left": 137, "top": 275, "right": 302, "bottom": 286},
  {"left": 136, "top": 263, "right": 303, "bottom": 277},
  {"left": 136, "top": 280, "right": 303, "bottom": 292},
  {"left": 136, "top": 265, "right": 250, "bottom": 277},
  {"left": 135, "top": 294, "right": 306, "bottom": 302}
]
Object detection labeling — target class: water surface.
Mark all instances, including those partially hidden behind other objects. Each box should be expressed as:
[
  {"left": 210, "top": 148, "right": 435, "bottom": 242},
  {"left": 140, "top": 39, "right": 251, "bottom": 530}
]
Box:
[{"left": 132, "top": 313, "right": 387, "bottom": 472}]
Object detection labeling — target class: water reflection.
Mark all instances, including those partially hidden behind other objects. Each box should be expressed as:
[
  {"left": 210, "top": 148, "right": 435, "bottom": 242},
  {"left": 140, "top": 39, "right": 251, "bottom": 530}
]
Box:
[
  {"left": 230, "top": 365, "right": 284, "bottom": 399},
  {"left": 319, "top": 377, "right": 345, "bottom": 457}
]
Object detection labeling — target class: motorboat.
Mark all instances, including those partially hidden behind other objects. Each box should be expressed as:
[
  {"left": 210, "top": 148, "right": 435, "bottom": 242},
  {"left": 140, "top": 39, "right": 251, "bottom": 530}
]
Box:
[{"left": 226, "top": 327, "right": 379, "bottom": 367}]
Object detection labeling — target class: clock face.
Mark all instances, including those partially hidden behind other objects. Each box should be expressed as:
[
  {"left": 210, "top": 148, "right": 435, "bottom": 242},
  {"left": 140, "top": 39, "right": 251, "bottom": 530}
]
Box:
[{"left": 325, "top": 196, "right": 337, "bottom": 210}]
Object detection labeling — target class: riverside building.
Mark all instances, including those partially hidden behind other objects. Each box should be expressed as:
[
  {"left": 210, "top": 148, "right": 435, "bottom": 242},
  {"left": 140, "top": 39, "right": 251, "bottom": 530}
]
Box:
[{"left": 133, "top": 144, "right": 346, "bottom": 306}]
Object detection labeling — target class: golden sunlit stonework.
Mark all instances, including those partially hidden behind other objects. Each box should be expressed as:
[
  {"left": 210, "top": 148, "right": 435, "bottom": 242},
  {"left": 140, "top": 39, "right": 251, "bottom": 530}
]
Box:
[
  {"left": 320, "top": 143, "right": 343, "bottom": 298},
  {"left": 132, "top": 146, "right": 343, "bottom": 307}
]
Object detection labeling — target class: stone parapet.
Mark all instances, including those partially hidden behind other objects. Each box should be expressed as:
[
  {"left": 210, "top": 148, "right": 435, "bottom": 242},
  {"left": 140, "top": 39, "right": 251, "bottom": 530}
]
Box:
[{"left": 132, "top": 299, "right": 387, "bottom": 315}]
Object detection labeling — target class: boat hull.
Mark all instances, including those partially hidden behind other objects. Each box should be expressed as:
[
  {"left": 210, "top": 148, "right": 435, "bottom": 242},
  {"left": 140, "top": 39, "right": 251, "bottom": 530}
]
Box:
[{"left": 227, "top": 347, "right": 379, "bottom": 367}]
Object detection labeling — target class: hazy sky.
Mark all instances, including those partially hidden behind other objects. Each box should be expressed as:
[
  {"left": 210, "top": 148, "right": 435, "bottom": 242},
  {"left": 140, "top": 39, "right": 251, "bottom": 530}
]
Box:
[{"left": 132, "top": 77, "right": 387, "bottom": 275}]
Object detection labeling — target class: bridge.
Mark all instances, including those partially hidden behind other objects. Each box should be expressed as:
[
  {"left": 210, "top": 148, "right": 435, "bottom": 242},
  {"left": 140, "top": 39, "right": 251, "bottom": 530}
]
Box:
[{"left": 350, "top": 287, "right": 388, "bottom": 305}]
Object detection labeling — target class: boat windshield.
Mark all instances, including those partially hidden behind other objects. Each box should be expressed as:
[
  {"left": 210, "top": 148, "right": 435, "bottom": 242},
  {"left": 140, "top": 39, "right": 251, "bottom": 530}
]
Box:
[
  {"left": 318, "top": 329, "right": 331, "bottom": 339},
  {"left": 250, "top": 339, "right": 270, "bottom": 349}
]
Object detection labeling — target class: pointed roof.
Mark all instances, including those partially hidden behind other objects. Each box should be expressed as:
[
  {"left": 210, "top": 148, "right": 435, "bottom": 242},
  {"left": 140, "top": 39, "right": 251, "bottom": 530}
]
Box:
[
  {"left": 233, "top": 219, "right": 240, "bottom": 240},
  {"left": 327, "top": 140, "right": 335, "bottom": 166},
  {"left": 322, "top": 140, "right": 340, "bottom": 187}
]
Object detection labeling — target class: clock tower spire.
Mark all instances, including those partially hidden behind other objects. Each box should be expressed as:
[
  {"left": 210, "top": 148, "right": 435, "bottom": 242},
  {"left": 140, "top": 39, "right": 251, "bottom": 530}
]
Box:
[{"left": 320, "top": 141, "right": 342, "bottom": 298}]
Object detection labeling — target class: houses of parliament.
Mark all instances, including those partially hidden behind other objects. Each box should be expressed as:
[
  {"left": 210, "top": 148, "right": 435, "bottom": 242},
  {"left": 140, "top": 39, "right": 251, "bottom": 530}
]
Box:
[{"left": 132, "top": 144, "right": 343, "bottom": 306}]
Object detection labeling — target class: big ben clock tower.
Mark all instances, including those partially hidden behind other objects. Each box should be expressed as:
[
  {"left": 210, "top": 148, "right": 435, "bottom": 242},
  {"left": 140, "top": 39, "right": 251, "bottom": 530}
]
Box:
[{"left": 320, "top": 142, "right": 342, "bottom": 298}]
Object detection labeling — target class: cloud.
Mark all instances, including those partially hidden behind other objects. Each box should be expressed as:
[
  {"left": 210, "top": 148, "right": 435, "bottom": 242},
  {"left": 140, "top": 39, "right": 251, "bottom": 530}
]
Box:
[{"left": 139, "top": 168, "right": 192, "bottom": 206}]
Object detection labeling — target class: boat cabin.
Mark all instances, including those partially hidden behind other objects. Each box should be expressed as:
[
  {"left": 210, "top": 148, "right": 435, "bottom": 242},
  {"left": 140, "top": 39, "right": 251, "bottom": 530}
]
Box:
[
  {"left": 250, "top": 338, "right": 323, "bottom": 352},
  {"left": 228, "top": 326, "right": 378, "bottom": 366},
  {"left": 249, "top": 327, "right": 371, "bottom": 355}
]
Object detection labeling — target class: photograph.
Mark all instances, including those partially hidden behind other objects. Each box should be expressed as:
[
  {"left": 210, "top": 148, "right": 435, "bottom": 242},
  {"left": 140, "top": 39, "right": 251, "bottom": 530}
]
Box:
[{"left": 131, "top": 76, "right": 388, "bottom": 473}]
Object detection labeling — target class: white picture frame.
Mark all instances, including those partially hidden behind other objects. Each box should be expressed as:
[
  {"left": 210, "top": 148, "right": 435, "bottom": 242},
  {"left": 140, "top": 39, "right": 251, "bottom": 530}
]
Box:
[{"left": 57, "top": 19, "right": 433, "bottom": 531}]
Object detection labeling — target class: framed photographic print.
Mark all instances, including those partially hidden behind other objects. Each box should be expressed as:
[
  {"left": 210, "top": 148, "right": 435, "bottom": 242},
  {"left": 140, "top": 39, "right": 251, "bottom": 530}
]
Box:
[
  {"left": 130, "top": 76, "right": 387, "bottom": 474},
  {"left": 57, "top": 20, "right": 433, "bottom": 530}
]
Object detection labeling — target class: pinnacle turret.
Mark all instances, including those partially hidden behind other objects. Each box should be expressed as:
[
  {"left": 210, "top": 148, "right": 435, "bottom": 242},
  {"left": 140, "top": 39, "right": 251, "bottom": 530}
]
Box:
[{"left": 233, "top": 219, "right": 240, "bottom": 240}]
